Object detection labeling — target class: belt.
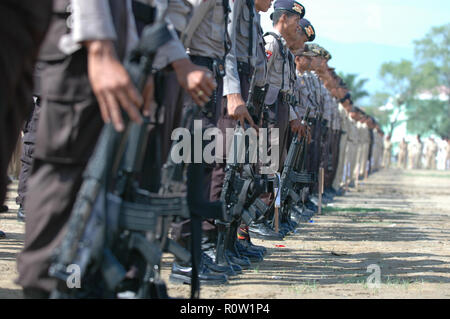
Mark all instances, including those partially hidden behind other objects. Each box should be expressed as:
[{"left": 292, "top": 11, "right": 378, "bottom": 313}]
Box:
[
  {"left": 189, "top": 55, "right": 226, "bottom": 78},
  {"left": 279, "top": 91, "right": 295, "bottom": 104}
]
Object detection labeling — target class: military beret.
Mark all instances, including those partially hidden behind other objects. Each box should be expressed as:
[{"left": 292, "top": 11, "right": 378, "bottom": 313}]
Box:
[
  {"left": 339, "top": 92, "right": 352, "bottom": 103},
  {"left": 299, "top": 19, "right": 316, "bottom": 42},
  {"left": 271, "top": 0, "right": 306, "bottom": 19},
  {"left": 339, "top": 78, "right": 347, "bottom": 88}
]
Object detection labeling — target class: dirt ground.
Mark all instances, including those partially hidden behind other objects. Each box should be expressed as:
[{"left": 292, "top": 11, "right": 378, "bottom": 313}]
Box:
[{"left": 1, "top": 168, "right": 449, "bottom": 299}]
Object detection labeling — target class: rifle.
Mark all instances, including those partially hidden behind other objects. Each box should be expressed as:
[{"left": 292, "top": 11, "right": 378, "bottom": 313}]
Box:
[
  {"left": 48, "top": 20, "right": 191, "bottom": 299},
  {"left": 215, "top": 71, "right": 270, "bottom": 266},
  {"left": 279, "top": 106, "right": 315, "bottom": 224}
]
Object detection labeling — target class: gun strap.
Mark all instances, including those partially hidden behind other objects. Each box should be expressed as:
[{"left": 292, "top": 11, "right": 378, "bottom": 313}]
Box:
[
  {"left": 264, "top": 32, "right": 286, "bottom": 91},
  {"left": 287, "top": 51, "right": 296, "bottom": 96},
  {"left": 234, "top": 178, "right": 252, "bottom": 218},
  {"left": 223, "top": 0, "right": 232, "bottom": 62},
  {"left": 246, "top": 0, "right": 254, "bottom": 66}
]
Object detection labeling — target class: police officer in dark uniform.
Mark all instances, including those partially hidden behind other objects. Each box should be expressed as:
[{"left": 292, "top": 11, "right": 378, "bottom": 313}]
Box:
[
  {"left": 16, "top": 0, "right": 216, "bottom": 298},
  {"left": 16, "top": 64, "right": 45, "bottom": 222},
  {"left": 0, "top": 0, "right": 53, "bottom": 239}
]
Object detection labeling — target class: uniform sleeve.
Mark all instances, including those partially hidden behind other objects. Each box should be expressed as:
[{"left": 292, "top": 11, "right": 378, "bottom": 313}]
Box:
[
  {"left": 254, "top": 22, "right": 267, "bottom": 87},
  {"left": 295, "top": 76, "right": 308, "bottom": 118},
  {"left": 153, "top": 22, "right": 188, "bottom": 70},
  {"left": 289, "top": 105, "right": 298, "bottom": 121},
  {"left": 71, "top": 0, "right": 117, "bottom": 43},
  {"left": 263, "top": 36, "right": 280, "bottom": 105},
  {"left": 322, "top": 86, "right": 333, "bottom": 121},
  {"left": 264, "top": 35, "right": 277, "bottom": 78},
  {"left": 223, "top": 0, "right": 242, "bottom": 96}
]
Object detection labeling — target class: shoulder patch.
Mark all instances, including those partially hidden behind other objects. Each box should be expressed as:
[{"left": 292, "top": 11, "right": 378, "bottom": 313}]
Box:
[{"left": 266, "top": 50, "right": 273, "bottom": 60}]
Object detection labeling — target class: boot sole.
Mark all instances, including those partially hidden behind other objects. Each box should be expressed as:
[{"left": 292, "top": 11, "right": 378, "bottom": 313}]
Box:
[
  {"left": 169, "top": 274, "right": 228, "bottom": 286},
  {"left": 248, "top": 232, "right": 284, "bottom": 241}
]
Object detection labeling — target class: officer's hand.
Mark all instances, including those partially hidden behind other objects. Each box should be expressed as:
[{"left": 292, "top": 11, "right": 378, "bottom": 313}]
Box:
[
  {"left": 290, "top": 119, "right": 306, "bottom": 136},
  {"left": 172, "top": 58, "right": 216, "bottom": 107},
  {"left": 227, "top": 94, "right": 258, "bottom": 130},
  {"left": 86, "top": 40, "right": 143, "bottom": 132}
]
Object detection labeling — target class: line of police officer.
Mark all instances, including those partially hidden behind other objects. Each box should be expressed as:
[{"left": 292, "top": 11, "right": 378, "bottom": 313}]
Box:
[{"left": 0, "top": 0, "right": 385, "bottom": 297}]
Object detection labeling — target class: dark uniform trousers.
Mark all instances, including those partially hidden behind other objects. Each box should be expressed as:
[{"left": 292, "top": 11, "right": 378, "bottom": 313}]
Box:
[
  {"left": 16, "top": 98, "right": 42, "bottom": 208},
  {"left": 327, "top": 130, "right": 341, "bottom": 189},
  {"left": 139, "top": 70, "right": 185, "bottom": 193},
  {"left": 368, "top": 130, "right": 374, "bottom": 174},
  {"left": 16, "top": 0, "right": 127, "bottom": 294},
  {"left": 252, "top": 95, "right": 290, "bottom": 209},
  {"left": 209, "top": 68, "right": 289, "bottom": 232},
  {"left": 210, "top": 69, "right": 251, "bottom": 202},
  {"left": 306, "top": 119, "right": 322, "bottom": 194},
  {"left": 169, "top": 55, "right": 225, "bottom": 246},
  {"left": 321, "top": 127, "right": 333, "bottom": 189},
  {"left": 0, "top": 0, "right": 52, "bottom": 205}
]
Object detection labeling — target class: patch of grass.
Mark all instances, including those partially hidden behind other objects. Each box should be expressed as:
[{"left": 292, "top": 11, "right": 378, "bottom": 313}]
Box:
[
  {"left": 252, "top": 266, "right": 260, "bottom": 274},
  {"left": 289, "top": 280, "right": 319, "bottom": 294},
  {"left": 383, "top": 276, "right": 421, "bottom": 289},
  {"left": 342, "top": 276, "right": 366, "bottom": 285}
]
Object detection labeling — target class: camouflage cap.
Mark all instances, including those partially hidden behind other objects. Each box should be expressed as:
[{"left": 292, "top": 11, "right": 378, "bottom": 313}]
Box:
[
  {"left": 320, "top": 47, "right": 332, "bottom": 60},
  {"left": 300, "top": 43, "right": 322, "bottom": 57}
]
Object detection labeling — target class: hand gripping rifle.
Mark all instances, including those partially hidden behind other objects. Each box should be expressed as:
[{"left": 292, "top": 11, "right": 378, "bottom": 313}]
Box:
[
  {"left": 48, "top": 20, "right": 191, "bottom": 299},
  {"left": 215, "top": 71, "right": 271, "bottom": 266},
  {"left": 279, "top": 106, "right": 315, "bottom": 223}
]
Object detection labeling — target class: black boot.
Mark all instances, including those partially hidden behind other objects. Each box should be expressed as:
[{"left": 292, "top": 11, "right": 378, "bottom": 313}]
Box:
[
  {"left": 248, "top": 220, "right": 284, "bottom": 241},
  {"left": 201, "top": 227, "right": 237, "bottom": 277},
  {"left": 215, "top": 221, "right": 244, "bottom": 273},
  {"left": 305, "top": 199, "right": 318, "bottom": 213},
  {"left": 235, "top": 241, "right": 263, "bottom": 262},
  {"left": 169, "top": 261, "right": 228, "bottom": 285},
  {"left": 224, "top": 222, "right": 252, "bottom": 269},
  {"left": 237, "top": 224, "right": 267, "bottom": 256},
  {"left": 202, "top": 252, "right": 237, "bottom": 277}
]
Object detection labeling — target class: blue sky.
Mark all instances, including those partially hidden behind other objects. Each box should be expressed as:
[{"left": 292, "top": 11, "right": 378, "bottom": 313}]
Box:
[{"left": 260, "top": 0, "right": 450, "bottom": 105}]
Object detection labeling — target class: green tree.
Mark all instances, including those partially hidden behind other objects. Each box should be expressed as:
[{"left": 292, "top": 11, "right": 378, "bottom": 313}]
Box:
[
  {"left": 414, "top": 23, "right": 450, "bottom": 92},
  {"left": 410, "top": 23, "right": 450, "bottom": 137},
  {"left": 406, "top": 99, "right": 449, "bottom": 137},
  {"left": 372, "top": 24, "right": 449, "bottom": 138},
  {"left": 337, "top": 72, "right": 370, "bottom": 104},
  {"left": 377, "top": 59, "right": 421, "bottom": 136}
]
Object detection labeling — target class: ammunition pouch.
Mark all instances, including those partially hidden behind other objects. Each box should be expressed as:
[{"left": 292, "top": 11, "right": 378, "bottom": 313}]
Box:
[{"left": 237, "top": 61, "right": 252, "bottom": 76}]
